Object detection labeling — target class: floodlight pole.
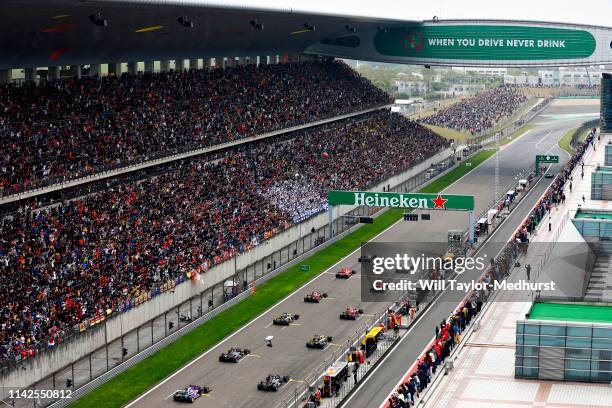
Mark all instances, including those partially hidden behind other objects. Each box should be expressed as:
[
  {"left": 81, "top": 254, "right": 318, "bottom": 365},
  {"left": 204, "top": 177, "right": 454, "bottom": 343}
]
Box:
[
  {"left": 468, "top": 210, "right": 475, "bottom": 246},
  {"left": 328, "top": 204, "right": 334, "bottom": 240},
  {"left": 495, "top": 132, "right": 500, "bottom": 203}
]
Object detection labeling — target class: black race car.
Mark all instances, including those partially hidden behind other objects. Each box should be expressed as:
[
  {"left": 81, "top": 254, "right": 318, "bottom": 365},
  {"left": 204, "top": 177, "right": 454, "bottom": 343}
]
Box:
[
  {"left": 304, "top": 291, "right": 328, "bottom": 303},
  {"left": 339, "top": 307, "right": 364, "bottom": 320},
  {"left": 306, "top": 335, "right": 333, "bottom": 349},
  {"left": 219, "top": 347, "right": 250, "bottom": 363},
  {"left": 358, "top": 254, "right": 376, "bottom": 263},
  {"left": 257, "top": 374, "right": 290, "bottom": 391},
  {"left": 272, "top": 313, "right": 300, "bottom": 326},
  {"left": 173, "top": 385, "right": 211, "bottom": 403}
]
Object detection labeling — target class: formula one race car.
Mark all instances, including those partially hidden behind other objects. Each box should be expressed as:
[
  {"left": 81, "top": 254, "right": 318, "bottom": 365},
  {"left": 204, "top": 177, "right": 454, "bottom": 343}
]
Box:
[
  {"left": 306, "top": 335, "right": 333, "bottom": 349},
  {"left": 272, "top": 312, "right": 300, "bottom": 326},
  {"left": 358, "top": 254, "right": 376, "bottom": 263},
  {"left": 304, "top": 291, "right": 328, "bottom": 303},
  {"left": 336, "top": 268, "right": 356, "bottom": 279},
  {"left": 173, "top": 385, "right": 211, "bottom": 402},
  {"left": 339, "top": 306, "right": 364, "bottom": 320},
  {"left": 219, "top": 347, "right": 250, "bottom": 363},
  {"left": 257, "top": 374, "right": 290, "bottom": 392}
]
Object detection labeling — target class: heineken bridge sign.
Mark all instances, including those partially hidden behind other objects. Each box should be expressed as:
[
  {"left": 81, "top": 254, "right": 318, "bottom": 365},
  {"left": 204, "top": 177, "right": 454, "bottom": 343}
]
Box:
[{"left": 327, "top": 191, "right": 475, "bottom": 211}]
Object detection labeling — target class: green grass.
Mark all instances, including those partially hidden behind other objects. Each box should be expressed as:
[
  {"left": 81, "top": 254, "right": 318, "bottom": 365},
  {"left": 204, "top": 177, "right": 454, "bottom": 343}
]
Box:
[
  {"left": 71, "top": 149, "right": 495, "bottom": 408},
  {"left": 559, "top": 126, "right": 590, "bottom": 154},
  {"left": 530, "top": 302, "right": 612, "bottom": 324},
  {"left": 559, "top": 127, "right": 578, "bottom": 154}
]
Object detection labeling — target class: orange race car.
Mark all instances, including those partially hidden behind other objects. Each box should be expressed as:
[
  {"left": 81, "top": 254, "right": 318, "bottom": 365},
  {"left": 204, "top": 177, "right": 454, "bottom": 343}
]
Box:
[
  {"left": 304, "top": 291, "right": 328, "bottom": 303},
  {"left": 335, "top": 268, "right": 356, "bottom": 279},
  {"left": 339, "top": 306, "right": 364, "bottom": 320}
]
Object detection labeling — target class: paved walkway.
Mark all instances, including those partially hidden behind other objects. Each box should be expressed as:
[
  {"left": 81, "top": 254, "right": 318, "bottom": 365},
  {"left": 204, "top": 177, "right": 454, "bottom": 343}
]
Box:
[
  {"left": 533, "top": 131, "right": 610, "bottom": 245},
  {"left": 421, "top": 132, "right": 612, "bottom": 408}
]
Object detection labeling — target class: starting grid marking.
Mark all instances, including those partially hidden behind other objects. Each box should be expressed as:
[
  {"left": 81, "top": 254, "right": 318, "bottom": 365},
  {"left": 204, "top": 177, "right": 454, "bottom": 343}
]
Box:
[{"left": 281, "top": 323, "right": 301, "bottom": 330}]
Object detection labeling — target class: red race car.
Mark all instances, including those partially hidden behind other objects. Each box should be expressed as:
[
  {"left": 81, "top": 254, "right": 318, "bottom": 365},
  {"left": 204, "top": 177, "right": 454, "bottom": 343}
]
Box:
[
  {"left": 336, "top": 268, "right": 356, "bottom": 279},
  {"left": 339, "top": 307, "right": 364, "bottom": 320},
  {"left": 304, "top": 291, "right": 328, "bottom": 303}
]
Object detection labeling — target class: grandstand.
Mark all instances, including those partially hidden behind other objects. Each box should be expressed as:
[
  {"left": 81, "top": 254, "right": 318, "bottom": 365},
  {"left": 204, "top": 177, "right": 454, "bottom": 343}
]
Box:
[
  {"left": 0, "top": 61, "right": 391, "bottom": 196},
  {"left": 1, "top": 2, "right": 609, "bottom": 408},
  {"left": 0, "top": 108, "right": 448, "bottom": 367}
]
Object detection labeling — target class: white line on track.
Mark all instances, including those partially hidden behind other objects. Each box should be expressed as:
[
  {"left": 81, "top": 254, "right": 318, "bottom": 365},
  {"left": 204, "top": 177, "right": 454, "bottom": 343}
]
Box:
[
  {"left": 264, "top": 322, "right": 273, "bottom": 329},
  {"left": 125, "top": 148, "right": 501, "bottom": 408},
  {"left": 370, "top": 174, "right": 553, "bottom": 408},
  {"left": 534, "top": 130, "right": 553, "bottom": 151},
  {"left": 293, "top": 151, "right": 508, "bottom": 406},
  {"left": 500, "top": 128, "right": 533, "bottom": 151}
]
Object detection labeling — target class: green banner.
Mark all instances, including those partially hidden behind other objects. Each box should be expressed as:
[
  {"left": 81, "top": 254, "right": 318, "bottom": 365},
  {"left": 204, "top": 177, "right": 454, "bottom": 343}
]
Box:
[
  {"left": 536, "top": 155, "right": 560, "bottom": 163},
  {"left": 374, "top": 25, "right": 596, "bottom": 60},
  {"left": 327, "top": 191, "right": 474, "bottom": 210}
]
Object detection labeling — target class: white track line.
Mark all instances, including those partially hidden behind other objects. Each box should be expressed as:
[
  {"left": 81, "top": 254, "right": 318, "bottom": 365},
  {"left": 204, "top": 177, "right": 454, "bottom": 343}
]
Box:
[
  {"left": 373, "top": 174, "right": 553, "bottom": 408},
  {"left": 125, "top": 149, "right": 498, "bottom": 407},
  {"left": 125, "top": 209, "right": 404, "bottom": 407},
  {"left": 341, "top": 180, "right": 523, "bottom": 408}
]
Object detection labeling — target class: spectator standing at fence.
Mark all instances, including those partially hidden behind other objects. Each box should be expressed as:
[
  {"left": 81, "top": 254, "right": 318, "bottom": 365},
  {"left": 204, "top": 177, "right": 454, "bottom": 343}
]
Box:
[{"left": 525, "top": 264, "right": 531, "bottom": 281}]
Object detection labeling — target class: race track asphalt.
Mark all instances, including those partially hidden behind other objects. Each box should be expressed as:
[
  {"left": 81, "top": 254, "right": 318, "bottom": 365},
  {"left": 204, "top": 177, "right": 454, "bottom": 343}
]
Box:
[
  {"left": 126, "top": 101, "right": 598, "bottom": 408},
  {"left": 342, "top": 100, "right": 600, "bottom": 408}
]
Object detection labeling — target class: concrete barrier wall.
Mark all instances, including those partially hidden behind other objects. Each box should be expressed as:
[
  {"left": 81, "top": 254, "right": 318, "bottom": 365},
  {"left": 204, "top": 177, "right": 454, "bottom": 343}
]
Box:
[{"left": 1, "top": 145, "right": 455, "bottom": 391}]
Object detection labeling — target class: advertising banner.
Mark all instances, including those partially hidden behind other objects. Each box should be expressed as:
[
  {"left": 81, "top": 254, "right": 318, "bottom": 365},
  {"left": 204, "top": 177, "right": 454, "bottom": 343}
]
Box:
[
  {"left": 327, "top": 190, "right": 475, "bottom": 210},
  {"left": 307, "top": 20, "right": 612, "bottom": 67}
]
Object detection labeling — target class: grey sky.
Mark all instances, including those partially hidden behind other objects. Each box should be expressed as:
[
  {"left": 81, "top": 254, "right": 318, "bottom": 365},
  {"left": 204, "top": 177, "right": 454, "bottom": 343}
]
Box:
[{"left": 254, "top": 0, "right": 611, "bottom": 27}]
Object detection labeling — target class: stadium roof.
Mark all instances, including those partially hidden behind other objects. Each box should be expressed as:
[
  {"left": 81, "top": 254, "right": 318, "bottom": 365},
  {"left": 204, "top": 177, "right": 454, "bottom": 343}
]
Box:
[{"left": 0, "top": 0, "right": 417, "bottom": 69}]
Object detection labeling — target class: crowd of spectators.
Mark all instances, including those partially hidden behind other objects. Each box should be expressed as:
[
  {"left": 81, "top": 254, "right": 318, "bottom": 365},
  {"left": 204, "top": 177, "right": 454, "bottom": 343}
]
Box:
[
  {"left": 421, "top": 85, "right": 527, "bottom": 134},
  {"left": 0, "top": 60, "right": 391, "bottom": 196},
  {"left": 386, "top": 128, "right": 598, "bottom": 408},
  {"left": 388, "top": 298, "right": 482, "bottom": 407},
  {"left": 0, "top": 110, "right": 448, "bottom": 362},
  {"left": 519, "top": 128, "right": 596, "bottom": 240}
]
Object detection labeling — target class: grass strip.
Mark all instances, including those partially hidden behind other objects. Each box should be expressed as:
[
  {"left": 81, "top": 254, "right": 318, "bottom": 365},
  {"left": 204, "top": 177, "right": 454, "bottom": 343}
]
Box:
[
  {"left": 558, "top": 127, "right": 578, "bottom": 154},
  {"left": 559, "top": 126, "right": 590, "bottom": 154},
  {"left": 71, "top": 149, "right": 495, "bottom": 408}
]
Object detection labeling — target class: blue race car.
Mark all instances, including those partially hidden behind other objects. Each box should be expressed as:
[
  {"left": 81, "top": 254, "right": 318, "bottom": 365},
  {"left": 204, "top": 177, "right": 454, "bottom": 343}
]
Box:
[{"left": 173, "top": 385, "right": 211, "bottom": 403}]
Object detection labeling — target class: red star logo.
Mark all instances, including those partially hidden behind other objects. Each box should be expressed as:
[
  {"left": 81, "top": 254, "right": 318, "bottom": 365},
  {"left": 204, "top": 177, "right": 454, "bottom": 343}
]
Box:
[{"left": 432, "top": 194, "right": 448, "bottom": 209}]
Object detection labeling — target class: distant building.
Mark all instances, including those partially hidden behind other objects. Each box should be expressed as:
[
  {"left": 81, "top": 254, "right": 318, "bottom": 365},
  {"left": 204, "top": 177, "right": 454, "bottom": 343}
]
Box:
[
  {"left": 394, "top": 79, "right": 428, "bottom": 96},
  {"left": 537, "top": 68, "right": 605, "bottom": 86},
  {"left": 504, "top": 74, "right": 539, "bottom": 86},
  {"left": 453, "top": 66, "right": 508, "bottom": 77},
  {"left": 438, "top": 83, "right": 485, "bottom": 98}
]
